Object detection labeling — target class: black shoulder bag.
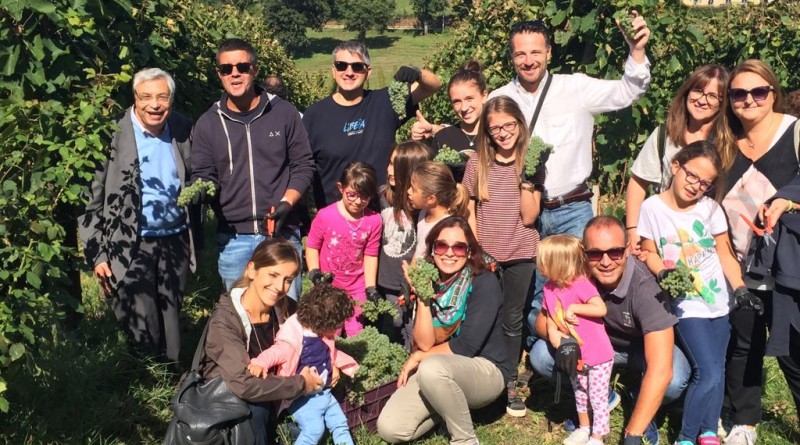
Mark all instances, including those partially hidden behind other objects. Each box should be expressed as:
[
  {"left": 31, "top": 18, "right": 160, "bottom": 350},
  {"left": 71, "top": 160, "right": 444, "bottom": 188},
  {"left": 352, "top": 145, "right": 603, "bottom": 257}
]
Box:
[{"left": 163, "top": 319, "right": 255, "bottom": 445}]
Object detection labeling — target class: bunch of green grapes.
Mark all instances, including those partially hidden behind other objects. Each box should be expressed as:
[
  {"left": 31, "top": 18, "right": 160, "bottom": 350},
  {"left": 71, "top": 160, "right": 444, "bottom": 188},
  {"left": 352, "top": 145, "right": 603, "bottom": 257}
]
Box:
[
  {"left": 659, "top": 263, "right": 695, "bottom": 298},
  {"left": 433, "top": 144, "right": 462, "bottom": 165},
  {"left": 388, "top": 81, "right": 409, "bottom": 119},
  {"left": 524, "top": 136, "right": 553, "bottom": 177},
  {"left": 177, "top": 178, "right": 216, "bottom": 207},
  {"left": 337, "top": 326, "right": 409, "bottom": 403},
  {"left": 612, "top": 10, "right": 636, "bottom": 40},
  {"left": 408, "top": 259, "right": 439, "bottom": 302},
  {"left": 359, "top": 298, "right": 398, "bottom": 323}
]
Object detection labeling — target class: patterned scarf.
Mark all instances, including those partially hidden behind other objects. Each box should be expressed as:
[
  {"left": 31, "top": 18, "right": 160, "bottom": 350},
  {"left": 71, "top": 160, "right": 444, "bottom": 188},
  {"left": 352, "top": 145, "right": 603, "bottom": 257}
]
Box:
[{"left": 431, "top": 266, "right": 473, "bottom": 344}]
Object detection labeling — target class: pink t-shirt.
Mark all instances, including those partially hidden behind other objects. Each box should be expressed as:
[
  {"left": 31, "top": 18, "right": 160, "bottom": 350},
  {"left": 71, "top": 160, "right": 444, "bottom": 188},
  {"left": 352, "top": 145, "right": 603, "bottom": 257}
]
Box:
[
  {"left": 306, "top": 202, "right": 382, "bottom": 298},
  {"left": 542, "top": 275, "right": 614, "bottom": 366}
]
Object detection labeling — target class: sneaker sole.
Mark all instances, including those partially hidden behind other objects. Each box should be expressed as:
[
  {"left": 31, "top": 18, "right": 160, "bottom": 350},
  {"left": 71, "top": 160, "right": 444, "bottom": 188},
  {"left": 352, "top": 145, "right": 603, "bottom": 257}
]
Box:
[
  {"left": 506, "top": 406, "right": 527, "bottom": 417},
  {"left": 609, "top": 392, "right": 621, "bottom": 412}
]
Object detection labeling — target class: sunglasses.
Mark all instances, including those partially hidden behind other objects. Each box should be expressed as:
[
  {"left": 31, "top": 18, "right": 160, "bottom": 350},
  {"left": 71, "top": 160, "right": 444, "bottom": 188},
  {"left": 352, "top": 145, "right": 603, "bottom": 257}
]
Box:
[
  {"left": 729, "top": 86, "right": 774, "bottom": 103},
  {"left": 333, "top": 61, "right": 369, "bottom": 73},
  {"left": 679, "top": 164, "right": 714, "bottom": 191},
  {"left": 488, "top": 121, "right": 518, "bottom": 136},
  {"left": 217, "top": 63, "right": 253, "bottom": 76},
  {"left": 343, "top": 189, "right": 370, "bottom": 203},
  {"left": 432, "top": 240, "right": 470, "bottom": 257},
  {"left": 584, "top": 247, "right": 626, "bottom": 262}
]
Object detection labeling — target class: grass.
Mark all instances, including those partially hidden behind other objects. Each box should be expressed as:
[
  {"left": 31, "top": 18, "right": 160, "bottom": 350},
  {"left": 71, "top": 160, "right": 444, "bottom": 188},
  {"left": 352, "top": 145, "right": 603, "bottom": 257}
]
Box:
[{"left": 293, "top": 28, "right": 453, "bottom": 91}]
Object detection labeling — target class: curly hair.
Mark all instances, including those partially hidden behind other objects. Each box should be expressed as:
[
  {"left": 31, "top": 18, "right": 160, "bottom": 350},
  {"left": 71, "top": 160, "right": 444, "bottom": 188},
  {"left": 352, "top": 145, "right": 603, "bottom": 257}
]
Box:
[{"left": 296, "top": 284, "right": 355, "bottom": 334}]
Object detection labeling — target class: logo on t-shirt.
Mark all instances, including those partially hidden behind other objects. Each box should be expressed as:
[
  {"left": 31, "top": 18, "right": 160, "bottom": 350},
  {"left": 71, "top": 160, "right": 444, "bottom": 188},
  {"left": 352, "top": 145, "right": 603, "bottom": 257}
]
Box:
[{"left": 343, "top": 118, "right": 366, "bottom": 136}]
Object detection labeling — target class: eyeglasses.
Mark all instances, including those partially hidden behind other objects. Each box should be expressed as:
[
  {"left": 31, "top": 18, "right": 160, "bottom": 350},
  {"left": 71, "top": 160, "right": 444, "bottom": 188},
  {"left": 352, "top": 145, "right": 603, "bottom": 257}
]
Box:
[
  {"left": 729, "top": 86, "right": 774, "bottom": 103},
  {"left": 333, "top": 61, "right": 369, "bottom": 73},
  {"left": 487, "top": 121, "right": 518, "bottom": 136},
  {"left": 679, "top": 164, "right": 714, "bottom": 191},
  {"left": 136, "top": 93, "right": 170, "bottom": 104},
  {"left": 343, "top": 189, "right": 370, "bottom": 203},
  {"left": 432, "top": 240, "right": 470, "bottom": 257},
  {"left": 688, "top": 89, "right": 721, "bottom": 106},
  {"left": 217, "top": 63, "right": 253, "bottom": 75},
  {"left": 511, "top": 20, "right": 549, "bottom": 33},
  {"left": 584, "top": 247, "right": 626, "bottom": 262}
]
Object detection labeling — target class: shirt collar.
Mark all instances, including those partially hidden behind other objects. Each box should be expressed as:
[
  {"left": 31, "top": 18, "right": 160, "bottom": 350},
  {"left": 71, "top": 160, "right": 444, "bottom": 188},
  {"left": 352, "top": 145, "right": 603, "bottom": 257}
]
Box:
[
  {"left": 513, "top": 70, "right": 550, "bottom": 96},
  {"left": 600, "top": 259, "right": 635, "bottom": 300},
  {"left": 130, "top": 106, "right": 170, "bottom": 139}
]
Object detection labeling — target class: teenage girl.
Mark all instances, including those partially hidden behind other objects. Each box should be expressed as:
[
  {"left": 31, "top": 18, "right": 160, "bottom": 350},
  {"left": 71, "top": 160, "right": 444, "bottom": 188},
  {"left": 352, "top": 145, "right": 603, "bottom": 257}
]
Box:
[
  {"left": 637, "top": 141, "right": 757, "bottom": 445},
  {"left": 247, "top": 284, "right": 359, "bottom": 445},
  {"left": 462, "top": 95, "right": 543, "bottom": 417},
  {"left": 306, "top": 162, "right": 383, "bottom": 337},
  {"left": 538, "top": 234, "right": 614, "bottom": 445},
  {"left": 430, "top": 60, "right": 488, "bottom": 154},
  {"left": 407, "top": 161, "right": 470, "bottom": 259},
  {"left": 378, "top": 141, "right": 431, "bottom": 346}
]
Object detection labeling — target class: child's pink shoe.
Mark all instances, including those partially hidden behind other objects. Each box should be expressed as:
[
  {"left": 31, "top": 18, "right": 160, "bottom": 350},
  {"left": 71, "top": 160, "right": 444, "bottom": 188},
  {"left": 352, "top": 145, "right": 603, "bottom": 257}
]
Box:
[{"left": 697, "top": 431, "right": 720, "bottom": 445}]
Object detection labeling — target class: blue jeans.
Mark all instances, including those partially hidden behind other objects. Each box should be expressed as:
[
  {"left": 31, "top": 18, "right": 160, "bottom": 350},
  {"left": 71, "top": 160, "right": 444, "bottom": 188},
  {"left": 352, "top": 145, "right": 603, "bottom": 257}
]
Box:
[
  {"left": 288, "top": 388, "right": 353, "bottom": 445},
  {"left": 529, "top": 338, "right": 690, "bottom": 405},
  {"left": 675, "top": 315, "right": 730, "bottom": 442},
  {"left": 526, "top": 200, "right": 594, "bottom": 346},
  {"left": 217, "top": 227, "right": 303, "bottom": 300}
]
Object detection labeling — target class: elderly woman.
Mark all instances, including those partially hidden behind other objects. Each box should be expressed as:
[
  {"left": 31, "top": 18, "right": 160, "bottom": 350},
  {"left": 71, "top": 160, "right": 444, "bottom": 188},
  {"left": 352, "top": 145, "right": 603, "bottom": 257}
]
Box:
[
  {"left": 626, "top": 64, "right": 734, "bottom": 253},
  {"left": 720, "top": 59, "right": 799, "bottom": 445},
  {"left": 200, "top": 239, "right": 321, "bottom": 444},
  {"left": 377, "top": 216, "right": 509, "bottom": 444}
]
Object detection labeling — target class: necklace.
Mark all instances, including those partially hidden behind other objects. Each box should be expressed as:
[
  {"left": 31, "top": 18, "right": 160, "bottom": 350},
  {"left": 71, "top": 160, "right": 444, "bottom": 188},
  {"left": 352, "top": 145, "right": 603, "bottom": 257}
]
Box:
[
  {"left": 744, "top": 112, "right": 777, "bottom": 151},
  {"left": 345, "top": 215, "right": 364, "bottom": 234},
  {"left": 463, "top": 131, "right": 478, "bottom": 147}
]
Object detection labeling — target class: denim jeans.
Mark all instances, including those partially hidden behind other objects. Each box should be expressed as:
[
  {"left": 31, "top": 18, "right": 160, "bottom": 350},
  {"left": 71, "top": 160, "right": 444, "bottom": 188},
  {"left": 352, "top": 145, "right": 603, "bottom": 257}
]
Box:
[
  {"left": 217, "top": 226, "right": 303, "bottom": 300},
  {"left": 526, "top": 200, "right": 594, "bottom": 345},
  {"left": 288, "top": 388, "right": 353, "bottom": 445},
  {"left": 675, "top": 315, "right": 730, "bottom": 441},
  {"left": 529, "top": 338, "right": 690, "bottom": 405}
]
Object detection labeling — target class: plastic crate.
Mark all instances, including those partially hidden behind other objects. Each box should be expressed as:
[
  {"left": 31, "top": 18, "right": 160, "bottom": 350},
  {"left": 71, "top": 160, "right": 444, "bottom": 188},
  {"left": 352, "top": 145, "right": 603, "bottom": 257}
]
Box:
[{"left": 339, "top": 380, "right": 398, "bottom": 432}]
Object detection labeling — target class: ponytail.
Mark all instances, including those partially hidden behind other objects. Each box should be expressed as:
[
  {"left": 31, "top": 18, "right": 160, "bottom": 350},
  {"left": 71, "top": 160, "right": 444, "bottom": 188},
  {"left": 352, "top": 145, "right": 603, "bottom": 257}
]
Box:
[{"left": 449, "top": 183, "right": 470, "bottom": 218}]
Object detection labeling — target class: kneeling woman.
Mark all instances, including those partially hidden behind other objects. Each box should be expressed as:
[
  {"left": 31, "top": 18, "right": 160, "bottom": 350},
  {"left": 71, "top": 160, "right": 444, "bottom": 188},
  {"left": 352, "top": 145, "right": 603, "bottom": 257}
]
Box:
[
  {"left": 200, "top": 239, "right": 321, "bottom": 444},
  {"left": 377, "top": 216, "right": 509, "bottom": 444}
]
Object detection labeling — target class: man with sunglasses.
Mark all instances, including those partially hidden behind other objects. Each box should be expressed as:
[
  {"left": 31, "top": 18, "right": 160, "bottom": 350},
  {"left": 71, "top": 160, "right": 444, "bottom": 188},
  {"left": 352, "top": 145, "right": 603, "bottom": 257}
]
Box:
[
  {"left": 302, "top": 40, "right": 441, "bottom": 208},
  {"left": 191, "top": 38, "right": 314, "bottom": 294},
  {"left": 529, "top": 216, "right": 691, "bottom": 445}
]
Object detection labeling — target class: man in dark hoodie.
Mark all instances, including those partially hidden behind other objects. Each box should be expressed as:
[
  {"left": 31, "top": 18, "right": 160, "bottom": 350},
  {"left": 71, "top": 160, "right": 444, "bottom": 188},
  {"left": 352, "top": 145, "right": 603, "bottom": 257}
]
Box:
[{"left": 191, "top": 38, "right": 314, "bottom": 293}]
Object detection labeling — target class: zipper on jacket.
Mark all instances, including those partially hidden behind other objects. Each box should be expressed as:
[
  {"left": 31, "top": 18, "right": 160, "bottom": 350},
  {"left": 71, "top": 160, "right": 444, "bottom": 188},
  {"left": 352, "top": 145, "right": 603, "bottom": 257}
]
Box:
[{"left": 245, "top": 124, "right": 258, "bottom": 234}]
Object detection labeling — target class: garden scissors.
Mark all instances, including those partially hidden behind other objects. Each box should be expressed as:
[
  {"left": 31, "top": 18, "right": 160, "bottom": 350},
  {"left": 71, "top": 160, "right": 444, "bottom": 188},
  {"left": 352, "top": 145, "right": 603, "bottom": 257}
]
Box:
[{"left": 740, "top": 214, "right": 775, "bottom": 247}]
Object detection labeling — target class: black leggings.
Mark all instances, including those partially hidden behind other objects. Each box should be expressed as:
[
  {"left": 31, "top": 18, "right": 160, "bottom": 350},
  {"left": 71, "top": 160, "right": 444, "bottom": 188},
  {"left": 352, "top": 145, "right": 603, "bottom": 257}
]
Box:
[{"left": 495, "top": 260, "right": 536, "bottom": 381}]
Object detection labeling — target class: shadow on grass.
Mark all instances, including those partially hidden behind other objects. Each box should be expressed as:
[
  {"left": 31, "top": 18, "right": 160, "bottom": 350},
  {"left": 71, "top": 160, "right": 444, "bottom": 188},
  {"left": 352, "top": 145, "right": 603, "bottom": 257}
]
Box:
[{"left": 294, "top": 34, "right": 401, "bottom": 58}]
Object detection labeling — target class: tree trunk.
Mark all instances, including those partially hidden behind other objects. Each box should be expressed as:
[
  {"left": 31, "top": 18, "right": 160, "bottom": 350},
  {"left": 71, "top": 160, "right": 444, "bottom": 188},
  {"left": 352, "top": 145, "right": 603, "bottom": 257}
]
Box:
[{"left": 423, "top": 20, "right": 428, "bottom": 35}]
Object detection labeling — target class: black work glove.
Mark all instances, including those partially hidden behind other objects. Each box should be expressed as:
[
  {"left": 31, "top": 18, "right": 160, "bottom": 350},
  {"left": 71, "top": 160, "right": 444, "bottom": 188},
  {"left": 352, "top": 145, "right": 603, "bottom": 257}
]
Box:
[
  {"left": 734, "top": 286, "right": 765, "bottom": 316},
  {"left": 394, "top": 66, "right": 421, "bottom": 83},
  {"left": 622, "top": 434, "right": 645, "bottom": 445},
  {"left": 266, "top": 201, "right": 292, "bottom": 237},
  {"left": 308, "top": 269, "right": 334, "bottom": 286},
  {"left": 365, "top": 286, "right": 381, "bottom": 304},
  {"left": 554, "top": 336, "right": 581, "bottom": 381}
]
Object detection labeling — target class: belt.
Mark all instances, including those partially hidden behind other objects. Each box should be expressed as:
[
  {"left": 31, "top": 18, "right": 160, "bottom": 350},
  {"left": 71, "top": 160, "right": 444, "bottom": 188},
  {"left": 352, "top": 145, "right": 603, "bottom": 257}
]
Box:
[{"left": 542, "top": 185, "right": 593, "bottom": 210}]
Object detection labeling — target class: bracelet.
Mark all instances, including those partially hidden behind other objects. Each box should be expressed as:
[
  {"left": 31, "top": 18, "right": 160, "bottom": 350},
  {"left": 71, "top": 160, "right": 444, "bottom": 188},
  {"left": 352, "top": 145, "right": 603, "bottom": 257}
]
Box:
[
  {"left": 626, "top": 225, "right": 637, "bottom": 230},
  {"left": 520, "top": 182, "right": 536, "bottom": 193}
]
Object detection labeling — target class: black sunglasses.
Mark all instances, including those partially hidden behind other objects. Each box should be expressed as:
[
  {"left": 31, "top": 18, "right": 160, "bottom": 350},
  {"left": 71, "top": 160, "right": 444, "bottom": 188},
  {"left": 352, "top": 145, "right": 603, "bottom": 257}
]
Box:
[
  {"left": 333, "top": 61, "right": 369, "bottom": 73},
  {"left": 217, "top": 63, "right": 253, "bottom": 75},
  {"left": 584, "top": 247, "right": 626, "bottom": 262},
  {"left": 729, "top": 86, "right": 774, "bottom": 103}
]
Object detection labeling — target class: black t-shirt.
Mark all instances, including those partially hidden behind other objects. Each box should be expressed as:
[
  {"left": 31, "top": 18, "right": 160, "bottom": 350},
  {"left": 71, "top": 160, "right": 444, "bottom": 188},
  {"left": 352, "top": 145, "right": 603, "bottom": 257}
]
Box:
[
  {"left": 248, "top": 319, "right": 275, "bottom": 359},
  {"left": 601, "top": 258, "right": 677, "bottom": 353},
  {"left": 431, "top": 125, "right": 479, "bottom": 156},
  {"left": 303, "top": 88, "right": 417, "bottom": 208},
  {"left": 723, "top": 122, "right": 799, "bottom": 197}
]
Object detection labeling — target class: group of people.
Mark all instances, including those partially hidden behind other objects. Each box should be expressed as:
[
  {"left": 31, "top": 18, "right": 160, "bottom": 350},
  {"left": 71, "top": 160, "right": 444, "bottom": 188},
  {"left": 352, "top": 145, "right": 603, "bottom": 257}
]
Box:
[{"left": 78, "top": 9, "right": 800, "bottom": 445}]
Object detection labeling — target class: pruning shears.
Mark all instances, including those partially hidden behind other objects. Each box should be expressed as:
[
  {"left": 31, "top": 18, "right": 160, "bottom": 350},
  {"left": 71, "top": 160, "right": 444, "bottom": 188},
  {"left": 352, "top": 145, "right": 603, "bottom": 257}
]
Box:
[
  {"left": 265, "top": 206, "right": 275, "bottom": 237},
  {"left": 740, "top": 213, "right": 775, "bottom": 247}
]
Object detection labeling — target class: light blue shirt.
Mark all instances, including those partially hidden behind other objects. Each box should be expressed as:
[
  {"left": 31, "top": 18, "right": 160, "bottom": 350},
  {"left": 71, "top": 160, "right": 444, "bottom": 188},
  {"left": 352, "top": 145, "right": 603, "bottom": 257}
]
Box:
[{"left": 131, "top": 110, "right": 186, "bottom": 237}]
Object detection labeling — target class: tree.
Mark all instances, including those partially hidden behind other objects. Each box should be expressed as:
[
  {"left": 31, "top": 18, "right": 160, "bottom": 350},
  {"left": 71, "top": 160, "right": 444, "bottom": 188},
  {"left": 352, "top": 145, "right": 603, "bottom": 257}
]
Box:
[
  {"left": 413, "top": 0, "right": 447, "bottom": 34},
  {"left": 263, "top": 0, "right": 334, "bottom": 56},
  {"left": 335, "top": 0, "right": 396, "bottom": 42}
]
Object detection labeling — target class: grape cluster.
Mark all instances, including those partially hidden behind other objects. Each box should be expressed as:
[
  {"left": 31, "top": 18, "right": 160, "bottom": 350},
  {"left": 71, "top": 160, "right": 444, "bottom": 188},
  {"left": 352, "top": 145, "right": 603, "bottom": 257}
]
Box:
[
  {"left": 612, "top": 10, "right": 635, "bottom": 40},
  {"left": 337, "top": 326, "right": 409, "bottom": 403},
  {"left": 524, "top": 136, "right": 554, "bottom": 177},
  {"left": 359, "top": 298, "right": 398, "bottom": 323},
  {"left": 388, "top": 81, "right": 409, "bottom": 120},
  {"left": 408, "top": 259, "right": 439, "bottom": 302},
  {"left": 660, "top": 263, "right": 696, "bottom": 299},
  {"left": 433, "top": 144, "right": 463, "bottom": 165},
  {"left": 176, "top": 178, "right": 216, "bottom": 207}
]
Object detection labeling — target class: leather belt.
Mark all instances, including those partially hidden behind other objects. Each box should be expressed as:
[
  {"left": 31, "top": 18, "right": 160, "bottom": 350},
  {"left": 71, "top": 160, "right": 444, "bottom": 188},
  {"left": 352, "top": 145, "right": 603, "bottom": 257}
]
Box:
[{"left": 542, "top": 184, "right": 593, "bottom": 210}]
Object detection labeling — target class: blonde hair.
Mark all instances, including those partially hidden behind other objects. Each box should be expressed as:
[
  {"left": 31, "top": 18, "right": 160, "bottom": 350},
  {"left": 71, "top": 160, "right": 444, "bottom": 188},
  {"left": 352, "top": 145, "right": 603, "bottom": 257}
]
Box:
[
  {"left": 412, "top": 161, "right": 470, "bottom": 218},
  {"left": 474, "top": 96, "right": 529, "bottom": 202},
  {"left": 536, "top": 234, "right": 588, "bottom": 288}
]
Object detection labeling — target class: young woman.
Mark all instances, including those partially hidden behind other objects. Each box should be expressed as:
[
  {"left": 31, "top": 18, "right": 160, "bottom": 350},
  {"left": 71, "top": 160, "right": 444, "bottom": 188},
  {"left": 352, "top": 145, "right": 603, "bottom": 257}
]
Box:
[{"left": 429, "top": 60, "right": 488, "bottom": 155}]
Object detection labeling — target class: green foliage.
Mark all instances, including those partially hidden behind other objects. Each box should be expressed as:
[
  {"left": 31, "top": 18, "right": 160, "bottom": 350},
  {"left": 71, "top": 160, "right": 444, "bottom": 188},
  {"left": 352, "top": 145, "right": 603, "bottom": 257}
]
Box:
[
  {"left": 359, "top": 298, "right": 398, "bottom": 323},
  {"left": 263, "top": 0, "right": 334, "bottom": 56},
  {"left": 659, "top": 263, "right": 695, "bottom": 299},
  {"left": 177, "top": 178, "right": 217, "bottom": 207},
  {"left": 412, "top": 0, "right": 448, "bottom": 34},
  {"left": 408, "top": 259, "right": 439, "bottom": 302},
  {"left": 336, "top": 326, "right": 408, "bottom": 403},
  {"left": 433, "top": 144, "right": 463, "bottom": 164},
  {"left": 388, "top": 80, "right": 409, "bottom": 119},
  {"left": 335, "top": 0, "right": 397, "bottom": 42},
  {"left": 525, "top": 135, "right": 553, "bottom": 177}
]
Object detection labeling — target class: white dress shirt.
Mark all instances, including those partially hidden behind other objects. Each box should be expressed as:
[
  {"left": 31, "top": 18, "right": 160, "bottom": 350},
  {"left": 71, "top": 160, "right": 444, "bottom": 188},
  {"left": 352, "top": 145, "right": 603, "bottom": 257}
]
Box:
[{"left": 489, "top": 56, "right": 651, "bottom": 198}]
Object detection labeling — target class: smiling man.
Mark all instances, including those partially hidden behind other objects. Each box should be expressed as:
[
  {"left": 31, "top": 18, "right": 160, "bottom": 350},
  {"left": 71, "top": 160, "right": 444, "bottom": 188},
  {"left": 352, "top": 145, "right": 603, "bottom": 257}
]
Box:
[
  {"left": 80, "top": 68, "right": 195, "bottom": 367},
  {"left": 191, "top": 38, "right": 314, "bottom": 293},
  {"left": 303, "top": 40, "right": 441, "bottom": 208}
]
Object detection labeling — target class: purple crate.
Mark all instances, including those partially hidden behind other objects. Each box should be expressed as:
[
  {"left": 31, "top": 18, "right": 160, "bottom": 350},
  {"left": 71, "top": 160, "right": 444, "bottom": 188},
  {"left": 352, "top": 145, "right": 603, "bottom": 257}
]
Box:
[{"left": 339, "top": 380, "right": 398, "bottom": 432}]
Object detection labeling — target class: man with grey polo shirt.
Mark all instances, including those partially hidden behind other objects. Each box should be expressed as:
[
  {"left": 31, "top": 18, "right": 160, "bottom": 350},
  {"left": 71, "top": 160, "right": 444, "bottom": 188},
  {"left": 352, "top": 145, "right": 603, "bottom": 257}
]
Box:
[{"left": 529, "top": 216, "right": 690, "bottom": 445}]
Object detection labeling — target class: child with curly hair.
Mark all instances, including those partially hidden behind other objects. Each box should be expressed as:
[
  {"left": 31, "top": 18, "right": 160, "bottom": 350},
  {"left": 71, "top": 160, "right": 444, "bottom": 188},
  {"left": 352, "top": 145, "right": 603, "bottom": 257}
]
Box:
[{"left": 247, "top": 284, "right": 359, "bottom": 445}]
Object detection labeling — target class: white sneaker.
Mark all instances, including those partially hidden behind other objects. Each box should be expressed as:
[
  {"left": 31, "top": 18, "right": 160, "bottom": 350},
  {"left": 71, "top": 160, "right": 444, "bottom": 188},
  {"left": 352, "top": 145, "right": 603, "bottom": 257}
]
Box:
[
  {"left": 724, "top": 425, "right": 757, "bottom": 445},
  {"left": 563, "top": 428, "right": 590, "bottom": 445}
]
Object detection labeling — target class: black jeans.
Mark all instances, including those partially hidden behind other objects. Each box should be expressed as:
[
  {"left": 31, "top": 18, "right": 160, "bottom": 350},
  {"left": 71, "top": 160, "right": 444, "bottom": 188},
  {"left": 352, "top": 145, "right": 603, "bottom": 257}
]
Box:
[
  {"left": 249, "top": 401, "right": 277, "bottom": 445},
  {"left": 495, "top": 260, "right": 536, "bottom": 381}
]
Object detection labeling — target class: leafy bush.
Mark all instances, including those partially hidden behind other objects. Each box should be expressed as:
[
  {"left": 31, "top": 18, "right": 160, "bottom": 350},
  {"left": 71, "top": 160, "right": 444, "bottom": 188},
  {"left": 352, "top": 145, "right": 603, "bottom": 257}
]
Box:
[{"left": 336, "top": 326, "right": 408, "bottom": 403}]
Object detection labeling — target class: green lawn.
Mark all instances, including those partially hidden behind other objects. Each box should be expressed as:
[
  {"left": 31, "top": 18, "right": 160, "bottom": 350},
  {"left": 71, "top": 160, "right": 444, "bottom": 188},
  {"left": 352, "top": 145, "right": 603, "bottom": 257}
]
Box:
[{"left": 293, "top": 28, "right": 453, "bottom": 90}]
